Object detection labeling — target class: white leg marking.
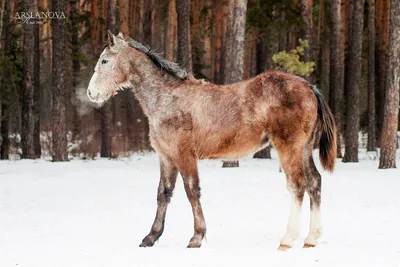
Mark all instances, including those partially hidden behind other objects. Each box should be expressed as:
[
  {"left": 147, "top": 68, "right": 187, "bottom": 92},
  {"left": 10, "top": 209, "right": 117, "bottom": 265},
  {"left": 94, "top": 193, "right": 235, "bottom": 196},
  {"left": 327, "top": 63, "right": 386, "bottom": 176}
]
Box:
[
  {"left": 304, "top": 208, "right": 322, "bottom": 246},
  {"left": 280, "top": 195, "right": 302, "bottom": 247}
]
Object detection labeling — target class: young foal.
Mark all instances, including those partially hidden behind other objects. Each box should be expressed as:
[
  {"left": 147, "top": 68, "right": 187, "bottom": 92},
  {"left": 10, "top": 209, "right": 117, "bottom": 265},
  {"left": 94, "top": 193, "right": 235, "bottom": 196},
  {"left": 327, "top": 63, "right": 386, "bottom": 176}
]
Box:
[{"left": 87, "top": 32, "right": 337, "bottom": 250}]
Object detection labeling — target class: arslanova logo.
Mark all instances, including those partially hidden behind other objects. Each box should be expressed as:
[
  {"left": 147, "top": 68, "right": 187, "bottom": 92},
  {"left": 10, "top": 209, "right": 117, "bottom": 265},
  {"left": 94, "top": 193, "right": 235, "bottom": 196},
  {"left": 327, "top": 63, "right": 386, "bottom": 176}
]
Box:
[{"left": 15, "top": 12, "right": 66, "bottom": 24}]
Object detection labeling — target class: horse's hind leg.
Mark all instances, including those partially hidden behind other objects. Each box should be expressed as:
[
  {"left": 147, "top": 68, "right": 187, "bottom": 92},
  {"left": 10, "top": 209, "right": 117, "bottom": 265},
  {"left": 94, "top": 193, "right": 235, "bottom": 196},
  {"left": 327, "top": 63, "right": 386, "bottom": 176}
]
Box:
[
  {"left": 176, "top": 155, "right": 206, "bottom": 248},
  {"left": 276, "top": 143, "right": 307, "bottom": 251},
  {"left": 304, "top": 155, "right": 323, "bottom": 248},
  {"left": 140, "top": 155, "right": 178, "bottom": 247}
]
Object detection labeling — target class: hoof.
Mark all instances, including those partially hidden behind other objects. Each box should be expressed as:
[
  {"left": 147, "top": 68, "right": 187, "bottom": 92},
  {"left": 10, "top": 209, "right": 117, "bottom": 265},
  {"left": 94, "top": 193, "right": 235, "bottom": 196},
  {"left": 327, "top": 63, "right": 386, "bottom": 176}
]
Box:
[
  {"left": 139, "top": 241, "right": 154, "bottom": 247},
  {"left": 278, "top": 244, "right": 291, "bottom": 251},
  {"left": 139, "top": 235, "right": 156, "bottom": 247},
  {"left": 303, "top": 243, "right": 316, "bottom": 248},
  {"left": 187, "top": 232, "right": 204, "bottom": 248},
  {"left": 187, "top": 242, "right": 201, "bottom": 248}
]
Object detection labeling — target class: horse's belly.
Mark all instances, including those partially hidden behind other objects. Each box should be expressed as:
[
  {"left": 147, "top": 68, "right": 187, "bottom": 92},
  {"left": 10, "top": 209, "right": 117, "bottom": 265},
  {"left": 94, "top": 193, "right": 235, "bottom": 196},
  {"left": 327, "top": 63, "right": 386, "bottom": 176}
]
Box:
[{"left": 198, "top": 131, "right": 270, "bottom": 159}]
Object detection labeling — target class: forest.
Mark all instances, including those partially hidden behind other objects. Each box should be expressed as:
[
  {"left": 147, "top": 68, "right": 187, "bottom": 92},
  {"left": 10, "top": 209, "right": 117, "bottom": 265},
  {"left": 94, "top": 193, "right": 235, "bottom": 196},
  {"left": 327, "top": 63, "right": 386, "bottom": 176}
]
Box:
[{"left": 0, "top": 0, "right": 399, "bottom": 168}]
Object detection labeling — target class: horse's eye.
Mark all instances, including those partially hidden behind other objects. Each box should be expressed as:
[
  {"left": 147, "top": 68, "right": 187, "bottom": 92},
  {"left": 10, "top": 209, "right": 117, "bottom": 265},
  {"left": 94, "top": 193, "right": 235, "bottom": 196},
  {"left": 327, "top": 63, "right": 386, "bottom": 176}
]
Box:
[{"left": 101, "top": 59, "right": 108, "bottom": 64}]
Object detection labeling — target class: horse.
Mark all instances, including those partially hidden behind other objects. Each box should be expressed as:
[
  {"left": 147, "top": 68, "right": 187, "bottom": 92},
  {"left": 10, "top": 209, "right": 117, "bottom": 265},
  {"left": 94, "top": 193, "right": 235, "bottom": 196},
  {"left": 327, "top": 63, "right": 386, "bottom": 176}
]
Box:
[{"left": 87, "top": 31, "right": 337, "bottom": 250}]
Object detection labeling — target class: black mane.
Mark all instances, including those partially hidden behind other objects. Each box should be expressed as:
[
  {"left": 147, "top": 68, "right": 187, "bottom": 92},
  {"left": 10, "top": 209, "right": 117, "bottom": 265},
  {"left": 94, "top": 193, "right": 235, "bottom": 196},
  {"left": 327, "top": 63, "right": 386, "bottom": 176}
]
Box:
[{"left": 127, "top": 39, "right": 188, "bottom": 80}]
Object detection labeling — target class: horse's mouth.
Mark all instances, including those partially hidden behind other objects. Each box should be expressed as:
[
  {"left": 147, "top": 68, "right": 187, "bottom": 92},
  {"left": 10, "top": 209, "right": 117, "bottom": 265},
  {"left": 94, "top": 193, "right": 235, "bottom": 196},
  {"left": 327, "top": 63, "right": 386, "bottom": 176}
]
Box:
[
  {"left": 113, "top": 87, "right": 122, "bottom": 96},
  {"left": 113, "top": 86, "right": 129, "bottom": 97}
]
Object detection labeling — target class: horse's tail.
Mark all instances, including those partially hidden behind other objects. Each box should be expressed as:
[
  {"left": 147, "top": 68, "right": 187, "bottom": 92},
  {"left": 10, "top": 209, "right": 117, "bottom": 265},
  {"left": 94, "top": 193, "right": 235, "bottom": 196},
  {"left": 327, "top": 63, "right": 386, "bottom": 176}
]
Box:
[{"left": 312, "top": 86, "right": 337, "bottom": 173}]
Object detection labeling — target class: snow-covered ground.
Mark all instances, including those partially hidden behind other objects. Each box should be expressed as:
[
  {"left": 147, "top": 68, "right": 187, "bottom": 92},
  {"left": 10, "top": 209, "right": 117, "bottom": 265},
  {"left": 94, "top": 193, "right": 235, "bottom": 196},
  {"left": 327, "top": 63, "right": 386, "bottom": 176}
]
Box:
[{"left": 1, "top": 151, "right": 399, "bottom": 267}]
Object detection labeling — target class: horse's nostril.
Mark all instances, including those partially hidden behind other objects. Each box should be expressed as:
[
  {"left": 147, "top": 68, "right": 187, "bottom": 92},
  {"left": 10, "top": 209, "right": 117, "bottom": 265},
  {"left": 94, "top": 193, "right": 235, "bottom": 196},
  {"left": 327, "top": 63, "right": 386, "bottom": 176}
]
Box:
[{"left": 88, "top": 90, "right": 92, "bottom": 97}]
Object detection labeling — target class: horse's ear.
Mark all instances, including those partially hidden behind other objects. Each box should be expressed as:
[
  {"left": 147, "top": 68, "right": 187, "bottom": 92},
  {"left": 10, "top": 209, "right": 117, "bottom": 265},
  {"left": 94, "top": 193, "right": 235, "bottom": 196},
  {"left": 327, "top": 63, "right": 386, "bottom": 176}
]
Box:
[
  {"left": 117, "top": 31, "right": 124, "bottom": 39},
  {"left": 107, "top": 30, "right": 115, "bottom": 45}
]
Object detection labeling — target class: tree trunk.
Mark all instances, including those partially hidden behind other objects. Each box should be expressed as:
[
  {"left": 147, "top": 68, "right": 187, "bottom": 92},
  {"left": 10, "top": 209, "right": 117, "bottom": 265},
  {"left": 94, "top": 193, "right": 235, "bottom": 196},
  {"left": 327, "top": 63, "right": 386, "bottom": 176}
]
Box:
[
  {"left": 343, "top": 0, "right": 365, "bottom": 163},
  {"left": 375, "top": 0, "right": 390, "bottom": 145},
  {"left": 0, "top": 0, "right": 11, "bottom": 160},
  {"left": 33, "top": 0, "right": 41, "bottom": 158},
  {"left": 212, "top": 0, "right": 222, "bottom": 83},
  {"left": 70, "top": 0, "right": 81, "bottom": 142},
  {"left": 176, "top": 0, "right": 192, "bottom": 73},
  {"left": 300, "top": 0, "right": 313, "bottom": 66},
  {"left": 253, "top": 37, "right": 271, "bottom": 159},
  {"left": 21, "top": 0, "right": 39, "bottom": 159},
  {"left": 222, "top": 0, "right": 248, "bottom": 168},
  {"left": 51, "top": 0, "right": 68, "bottom": 161},
  {"left": 143, "top": 0, "right": 152, "bottom": 44},
  {"left": 329, "top": 0, "right": 343, "bottom": 158},
  {"left": 379, "top": 0, "right": 399, "bottom": 169},
  {"left": 278, "top": 12, "right": 287, "bottom": 52},
  {"left": 225, "top": 0, "right": 247, "bottom": 84},
  {"left": 219, "top": 0, "right": 233, "bottom": 84},
  {"left": 0, "top": 101, "right": 9, "bottom": 160},
  {"left": 98, "top": 0, "right": 117, "bottom": 158},
  {"left": 367, "top": 0, "right": 376, "bottom": 151}
]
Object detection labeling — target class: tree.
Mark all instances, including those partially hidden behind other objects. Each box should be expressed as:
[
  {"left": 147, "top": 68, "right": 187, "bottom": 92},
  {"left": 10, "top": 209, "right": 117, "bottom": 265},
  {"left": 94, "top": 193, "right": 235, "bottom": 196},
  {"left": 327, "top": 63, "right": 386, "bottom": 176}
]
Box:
[
  {"left": 300, "top": 0, "right": 313, "bottom": 65},
  {"left": 176, "top": 0, "right": 192, "bottom": 73},
  {"left": 212, "top": 0, "right": 223, "bottom": 83},
  {"left": 367, "top": 0, "right": 376, "bottom": 151},
  {"left": 33, "top": 0, "right": 41, "bottom": 158},
  {"left": 329, "top": 0, "right": 343, "bottom": 158},
  {"left": 70, "top": 0, "right": 81, "bottom": 141},
  {"left": 253, "top": 37, "right": 271, "bottom": 159},
  {"left": 379, "top": 0, "right": 399, "bottom": 169},
  {"left": 99, "top": 0, "right": 117, "bottom": 158},
  {"left": 343, "top": 0, "right": 365, "bottom": 163},
  {"left": 21, "top": 0, "right": 39, "bottom": 159},
  {"left": 0, "top": 0, "right": 12, "bottom": 160},
  {"left": 52, "top": 0, "right": 68, "bottom": 161},
  {"left": 221, "top": 0, "right": 248, "bottom": 168},
  {"left": 375, "top": 0, "right": 390, "bottom": 143}
]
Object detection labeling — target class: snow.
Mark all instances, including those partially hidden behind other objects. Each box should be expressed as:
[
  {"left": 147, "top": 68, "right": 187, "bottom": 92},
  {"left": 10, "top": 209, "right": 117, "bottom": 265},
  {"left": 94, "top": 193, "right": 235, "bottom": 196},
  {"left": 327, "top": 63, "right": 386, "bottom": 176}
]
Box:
[{"left": 1, "top": 151, "right": 400, "bottom": 267}]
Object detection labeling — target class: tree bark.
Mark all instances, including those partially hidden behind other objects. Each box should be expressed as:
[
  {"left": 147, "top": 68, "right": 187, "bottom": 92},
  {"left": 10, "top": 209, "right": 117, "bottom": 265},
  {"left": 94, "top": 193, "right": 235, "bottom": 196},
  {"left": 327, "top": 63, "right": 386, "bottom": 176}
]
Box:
[
  {"left": 278, "top": 12, "right": 287, "bottom": 52},
  {"left": 375, "top": 0, "right": 390, "bottom": 144},
  {"left": 0, "top": 0, "right": 11, "bottom": 160},
  {"left": 98, "top": 0, "right": 117, "bottom": 158},
  {"left": 70, "top": 0, "right": 81, "bottom": 142},
  {"left": 143, "top": 0, "right": 152, "bottom": 44},
  {"left": 343, "top": 0, "right": 365, "bottom": 163},
  {"left": 51, "top": 0, "right": 68, "bottom": 161},
  {"left": 367, "top": 0, "right": 376, "bottom": 151},
  {"left": 300, "top": 0, "right": 313, "bottom": 68},
  {"left": 225, "top": 0, "right": 248, "bottom": 84},
  {"left": 0, "top": 101, "right": 9, "bottom": 160},
  {"left": 22, "top": 0, "right": 40, "bottom": 159},
  {"left": 33, "top": 0, "right": 41, "bottom": 158},
  {"left": 176, "top": 0, "right": 192, "bottom": 73},
  {"left": 222, "top": 0, "right": 248, "bottom": 168},
  {"left": 329, "top": 0, "right": 343, "bottom": 158},
  {"left": 164, "top": 0, "right": 176, "bottom": 61},
  {"left": 219, "top": 0, "right": 233, "bottom": 84},
  {"left": 379, "top": 0, "right": 399, "bottom": 169},
  {"left": 253, "top": 37, "right": 271, "bottom": 159},
  {"left": 212, "top": 0, "right": 222, "bottom": 83}
]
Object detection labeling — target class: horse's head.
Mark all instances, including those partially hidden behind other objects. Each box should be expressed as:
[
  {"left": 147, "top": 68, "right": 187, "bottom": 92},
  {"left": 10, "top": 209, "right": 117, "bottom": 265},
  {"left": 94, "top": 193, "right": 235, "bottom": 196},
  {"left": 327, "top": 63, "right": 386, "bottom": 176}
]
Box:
[{"left": 87, "top": 31, "right": 134, "bottom": 103}]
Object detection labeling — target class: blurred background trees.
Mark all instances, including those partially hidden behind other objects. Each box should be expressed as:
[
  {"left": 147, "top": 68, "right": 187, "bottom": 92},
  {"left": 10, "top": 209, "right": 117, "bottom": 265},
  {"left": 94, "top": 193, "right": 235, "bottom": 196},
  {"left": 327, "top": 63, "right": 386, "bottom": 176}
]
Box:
[{"left": 0, "top": 0, "right": 398, "bottom": 168}]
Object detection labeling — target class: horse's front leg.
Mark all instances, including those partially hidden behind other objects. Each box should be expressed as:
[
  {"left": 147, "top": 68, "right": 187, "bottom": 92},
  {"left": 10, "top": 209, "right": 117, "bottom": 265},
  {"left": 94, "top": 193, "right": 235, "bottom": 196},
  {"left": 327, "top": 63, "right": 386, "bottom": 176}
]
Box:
[
  {"left": 140, "top": 155, "right": 178, "bottom": 247},
  {"left": 177, "top": 157, "right": 206, "bottom": 248}
]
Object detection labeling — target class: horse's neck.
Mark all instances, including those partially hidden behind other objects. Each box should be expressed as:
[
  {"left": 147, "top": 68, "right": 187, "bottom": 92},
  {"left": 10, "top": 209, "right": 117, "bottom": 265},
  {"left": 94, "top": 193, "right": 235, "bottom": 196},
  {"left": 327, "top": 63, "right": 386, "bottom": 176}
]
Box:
[{"left": 131, "top": 78, "right": 178, "bottom": 117}]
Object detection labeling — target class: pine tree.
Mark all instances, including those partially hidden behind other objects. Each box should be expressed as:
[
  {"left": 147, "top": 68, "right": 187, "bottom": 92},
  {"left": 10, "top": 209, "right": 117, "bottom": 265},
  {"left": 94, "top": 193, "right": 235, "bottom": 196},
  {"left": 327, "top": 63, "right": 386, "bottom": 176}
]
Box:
[
  {"left": 343, "top": 0, "right": 365, "bottom": 163},
  {"left": 51, "top": 0, "right": 68, "bottom": 161},
  {"left": 379, "top": 0, "right": 400, "bottom": 169},
  {"left": 329, "top": 0, "right": 343, "bottom": 158}
]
